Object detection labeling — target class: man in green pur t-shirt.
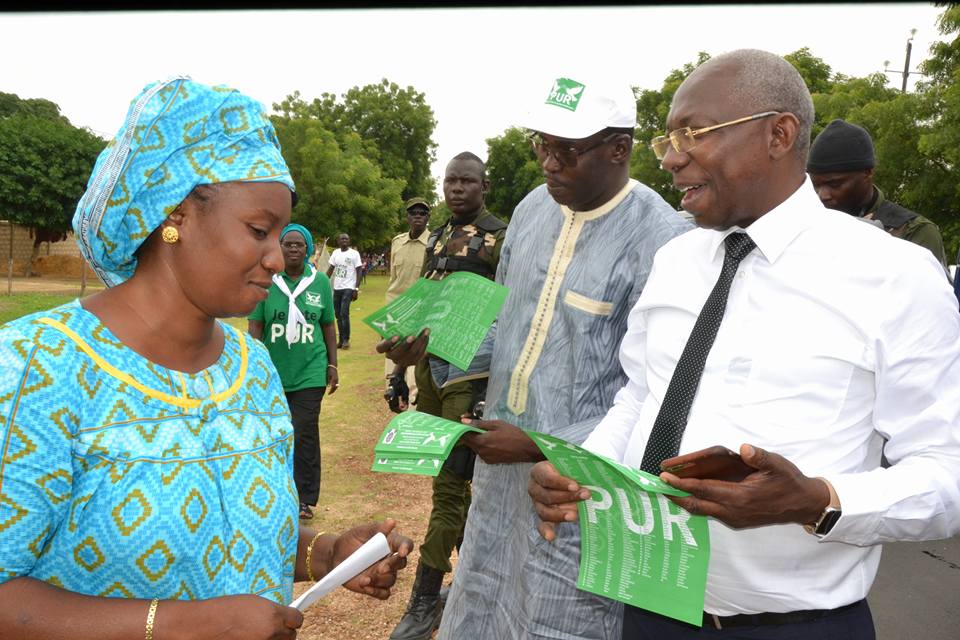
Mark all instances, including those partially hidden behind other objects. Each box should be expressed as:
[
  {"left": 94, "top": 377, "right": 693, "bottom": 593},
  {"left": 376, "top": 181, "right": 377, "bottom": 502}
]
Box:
[{"left": 248, "top": 223, "right": 338, "bottom": 521}]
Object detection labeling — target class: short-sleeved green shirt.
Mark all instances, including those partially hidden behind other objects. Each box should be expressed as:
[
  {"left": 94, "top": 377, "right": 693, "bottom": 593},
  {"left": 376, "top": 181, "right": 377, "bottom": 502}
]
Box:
[{"left": 249, "top": 269, "right": 335, "bottom": 391}]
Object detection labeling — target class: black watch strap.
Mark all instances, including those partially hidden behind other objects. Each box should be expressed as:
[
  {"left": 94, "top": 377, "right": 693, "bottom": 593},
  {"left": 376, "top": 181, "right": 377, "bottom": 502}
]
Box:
[{"left": 811, "top": 507, "right": 841, "bottom": 537}]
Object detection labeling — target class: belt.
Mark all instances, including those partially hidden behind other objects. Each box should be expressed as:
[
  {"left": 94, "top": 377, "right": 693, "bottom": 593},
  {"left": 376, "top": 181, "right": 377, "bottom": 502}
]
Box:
[{"left": 703, "top": 599, "right": 864, "bottom": 629}]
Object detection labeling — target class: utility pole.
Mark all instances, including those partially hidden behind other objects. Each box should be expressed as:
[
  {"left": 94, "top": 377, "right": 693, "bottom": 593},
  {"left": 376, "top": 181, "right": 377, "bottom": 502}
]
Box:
[
  {"left": 884, "top": 28, "right": 924, "bottom": 93},
  {"left": 901, "top": 31, "right": 913, "bottom": 93}
]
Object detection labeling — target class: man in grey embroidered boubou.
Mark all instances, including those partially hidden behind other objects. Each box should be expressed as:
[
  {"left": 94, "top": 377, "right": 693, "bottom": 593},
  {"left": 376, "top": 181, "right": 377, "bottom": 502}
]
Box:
[{"left": 422, "top": 74, "right": 690, "bottom": 639}]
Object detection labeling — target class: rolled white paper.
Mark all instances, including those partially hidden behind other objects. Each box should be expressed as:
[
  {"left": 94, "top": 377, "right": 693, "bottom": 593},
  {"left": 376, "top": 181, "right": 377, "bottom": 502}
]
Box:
[{"left": 290, "top": 532, "right": 391, "bottom": 611}]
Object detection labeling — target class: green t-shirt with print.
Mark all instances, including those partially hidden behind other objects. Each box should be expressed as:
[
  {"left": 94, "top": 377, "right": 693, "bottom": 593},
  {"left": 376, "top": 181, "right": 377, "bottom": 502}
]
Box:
[{"left": 249, "top": 269, "right": 335, "bottom": 391}]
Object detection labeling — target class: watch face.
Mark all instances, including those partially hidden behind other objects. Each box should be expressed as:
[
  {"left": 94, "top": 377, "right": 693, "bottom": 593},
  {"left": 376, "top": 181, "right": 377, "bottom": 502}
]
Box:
[{"left": 815, "top": 509, "right": 842, "bottom": 536}]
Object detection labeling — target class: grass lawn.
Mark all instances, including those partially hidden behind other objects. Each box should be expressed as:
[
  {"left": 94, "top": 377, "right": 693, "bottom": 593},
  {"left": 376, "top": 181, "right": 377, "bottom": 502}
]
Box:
[
  {"left": 3, "top": 274, "right": 435, "bottom": 639},
  {"left": 0, "top": 292, "right": 78, "bottom": 324}
]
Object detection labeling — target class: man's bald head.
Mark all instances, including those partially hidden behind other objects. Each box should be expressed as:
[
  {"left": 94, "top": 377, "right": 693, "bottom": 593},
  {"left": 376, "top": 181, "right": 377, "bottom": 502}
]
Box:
[{"left": 685, "top": 49, "right": 814, "bottom": 160}]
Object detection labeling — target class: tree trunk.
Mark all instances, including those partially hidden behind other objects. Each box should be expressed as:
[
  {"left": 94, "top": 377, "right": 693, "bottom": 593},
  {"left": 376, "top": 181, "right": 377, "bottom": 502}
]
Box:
[{"left": 25, "top": 241, "right": 40, "bottom": 277}]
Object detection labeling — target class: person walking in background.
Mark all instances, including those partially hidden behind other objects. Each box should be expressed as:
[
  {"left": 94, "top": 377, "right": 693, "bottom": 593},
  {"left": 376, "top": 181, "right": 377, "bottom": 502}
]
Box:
[
  {"left": 249, "top": 223, "right": 338, "bottom": 522},
  {"left": 384, "top": 197, "right": 432, "bottom": 412},
  {"left": 326, "top": 232, "right": 362, "bottom": 349}
]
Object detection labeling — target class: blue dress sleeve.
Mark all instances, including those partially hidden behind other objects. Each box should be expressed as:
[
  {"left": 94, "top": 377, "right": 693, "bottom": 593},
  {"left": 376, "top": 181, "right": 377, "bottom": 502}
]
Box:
[{"left": 0, "top": 321, "right": 76, "bottom": 585}]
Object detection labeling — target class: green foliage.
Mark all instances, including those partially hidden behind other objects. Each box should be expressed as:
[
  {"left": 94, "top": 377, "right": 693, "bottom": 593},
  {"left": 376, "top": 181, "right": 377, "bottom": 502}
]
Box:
[
  {"left": 272, "top": 116, "right": 404, "bottom": 250},
  {"left": 484, "top": 128, "right": 544, "bottom": 220},
  {"left": 0, "top": 92, "right": 68, "bottom": 122},
  {"left": 811, "top": 73, "right": 899, "bottom": 135},
  {"left": 784, "top": 47, "right": 834, "bottom": 95},
  {"left": 915, "top": 3, "right": 960, "bottom": 259},
  {"left": 275, "top": 79, "right": 438, "bottom": 202},
  {"left": 0, "top": 97, "right": 104, "bottom": 238}
]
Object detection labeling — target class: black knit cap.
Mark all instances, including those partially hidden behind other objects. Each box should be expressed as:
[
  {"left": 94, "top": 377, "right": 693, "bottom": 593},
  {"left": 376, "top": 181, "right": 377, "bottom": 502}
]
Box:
[{"left": 807, "top": 119, "right": 876, "bottom": 173}]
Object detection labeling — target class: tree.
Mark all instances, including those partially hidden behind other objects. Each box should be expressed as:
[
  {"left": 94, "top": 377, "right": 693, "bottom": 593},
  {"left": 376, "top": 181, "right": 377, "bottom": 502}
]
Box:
[
  {"left": 0, "top": 91, "right": 68, "bottom": 122},
  {"left": 0, "top": 97, "right": 104, "bottom": 275},
  {"left": 784, "top": 47, "right": 834, "bottom": 95},
  {"left": 917, "top": 2, "right": 960, "bottom": 258},
  {"left": 272, "top": 116, "right": 404, "bottom": 250},
  {"left": 274, "top": 79, "right": 438, "bottom": 202},
  {"left": 811, "top": 73, "right": 900, "bottom": 135},
  {"left": 484, "top": 127, "right": 544, "bottom": 220}
]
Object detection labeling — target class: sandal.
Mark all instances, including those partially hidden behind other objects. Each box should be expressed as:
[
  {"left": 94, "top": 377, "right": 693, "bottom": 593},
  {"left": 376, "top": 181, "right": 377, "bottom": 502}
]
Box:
[{"left": 299, "top": 503, "right": 314, "bottom": 520}]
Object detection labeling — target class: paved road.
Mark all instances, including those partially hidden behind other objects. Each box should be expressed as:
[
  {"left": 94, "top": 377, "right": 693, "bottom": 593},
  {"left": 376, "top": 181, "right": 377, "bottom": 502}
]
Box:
[{"left": 870, "top": 535, "right": 960, "bottom": 639}]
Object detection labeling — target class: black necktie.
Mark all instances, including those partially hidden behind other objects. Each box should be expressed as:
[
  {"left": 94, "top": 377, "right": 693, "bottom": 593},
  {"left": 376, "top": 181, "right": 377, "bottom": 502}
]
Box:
[{"left": 639, "top": 232, "right": 757, "bottom": 474}]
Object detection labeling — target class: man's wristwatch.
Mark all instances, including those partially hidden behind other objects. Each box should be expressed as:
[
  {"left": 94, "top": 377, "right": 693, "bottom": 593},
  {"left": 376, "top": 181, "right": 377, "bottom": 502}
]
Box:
[
  {"left": 806, "top": 506, "right": 842, "bottom": 537},
  {"left": 804, "top": 477, "right": 841, "bottom": 537}
]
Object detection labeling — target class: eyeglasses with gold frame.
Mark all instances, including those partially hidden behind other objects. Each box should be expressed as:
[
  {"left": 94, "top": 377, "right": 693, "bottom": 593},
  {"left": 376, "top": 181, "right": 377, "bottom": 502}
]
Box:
[{"left": 650, "top": 111, "right": 780, "bottom": 160}]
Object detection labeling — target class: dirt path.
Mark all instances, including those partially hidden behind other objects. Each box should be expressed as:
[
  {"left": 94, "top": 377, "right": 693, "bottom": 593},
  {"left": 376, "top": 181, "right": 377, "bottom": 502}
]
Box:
[{"left": 0, "top": 275, "right": 103, "bottom": 295}]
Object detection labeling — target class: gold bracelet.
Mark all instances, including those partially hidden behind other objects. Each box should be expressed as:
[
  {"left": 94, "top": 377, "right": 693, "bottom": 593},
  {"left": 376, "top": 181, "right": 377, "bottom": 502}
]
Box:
[
  {"left": 145, "top": 598, "right": 159, "bottom": 640},
  {"left": 327, "top": 364, "right": 338, "bottom": 370},
  {"left": 305, "top": 530, "right": 326, "bottom": 582}
]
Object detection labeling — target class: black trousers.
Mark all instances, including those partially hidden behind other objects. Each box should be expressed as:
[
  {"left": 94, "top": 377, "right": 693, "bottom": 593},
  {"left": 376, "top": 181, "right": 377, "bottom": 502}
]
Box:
[
  {"left": 333, "top": 288, "right": 353, "bottom": 344},
  {"left": 623, "top": 600, "right": 875, "bottom": 640},
  {"left": 285, "top": 387, "right": 325, "bottom": 506}
]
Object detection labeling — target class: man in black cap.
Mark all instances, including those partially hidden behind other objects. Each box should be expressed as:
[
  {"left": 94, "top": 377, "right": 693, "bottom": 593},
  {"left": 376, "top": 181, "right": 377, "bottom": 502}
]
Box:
[{"left": 807, "top": 118, "right": 948, "bottom": 268}]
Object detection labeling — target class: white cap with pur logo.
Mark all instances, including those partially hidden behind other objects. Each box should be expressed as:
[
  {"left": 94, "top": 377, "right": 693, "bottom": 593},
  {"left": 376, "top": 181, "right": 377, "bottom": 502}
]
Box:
[{"left": 518, "top": 75, "right": 637, "bottom": 140}]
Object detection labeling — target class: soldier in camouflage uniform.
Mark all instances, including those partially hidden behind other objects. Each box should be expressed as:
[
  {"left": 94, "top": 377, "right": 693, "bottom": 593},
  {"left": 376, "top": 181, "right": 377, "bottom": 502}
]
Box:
[
  {"left": 388, "top": 151, "right": 507, "bottom": 640},
  {"left": 808, "top": 118, "right": 949, "bottom": 271}
]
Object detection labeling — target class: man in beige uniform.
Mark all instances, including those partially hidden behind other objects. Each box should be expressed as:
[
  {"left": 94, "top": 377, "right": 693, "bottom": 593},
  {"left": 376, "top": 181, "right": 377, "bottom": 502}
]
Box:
[{"left": 384, "top": 197, "right": 431, "bottom": 409}]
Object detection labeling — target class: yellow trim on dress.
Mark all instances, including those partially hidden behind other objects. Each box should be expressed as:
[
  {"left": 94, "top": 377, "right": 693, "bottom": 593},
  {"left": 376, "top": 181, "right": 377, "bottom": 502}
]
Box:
[
  {"left": 35, "top": 317, "right": 248, "bottom": 409},
  {"left": 506, "top": 180, "right": 637, "bottom": 415}
]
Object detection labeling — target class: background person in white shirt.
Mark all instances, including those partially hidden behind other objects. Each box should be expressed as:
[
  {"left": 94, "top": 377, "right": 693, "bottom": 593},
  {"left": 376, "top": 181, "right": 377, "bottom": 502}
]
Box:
[
  {"left": 326, "top": 232, "right": 362, "bottom": 349},
  {"left": 529, "top": 49, "right": 960, "bottom": 639}
]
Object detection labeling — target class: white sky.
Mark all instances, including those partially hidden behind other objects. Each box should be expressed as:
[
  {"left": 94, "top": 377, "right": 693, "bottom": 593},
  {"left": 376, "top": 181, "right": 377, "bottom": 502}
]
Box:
[{"left": 0, "top": 4, "right": 947, "bottom": 192}]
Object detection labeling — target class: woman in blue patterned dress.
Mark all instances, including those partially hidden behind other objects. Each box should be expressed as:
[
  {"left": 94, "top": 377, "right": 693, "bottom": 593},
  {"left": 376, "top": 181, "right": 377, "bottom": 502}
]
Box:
[{"left": 0, "top": 77, "right": 411, "bottom": 640}]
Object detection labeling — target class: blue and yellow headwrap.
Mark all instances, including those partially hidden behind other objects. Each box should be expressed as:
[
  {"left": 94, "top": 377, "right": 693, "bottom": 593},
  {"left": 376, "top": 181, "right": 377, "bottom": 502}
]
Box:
[
  {"left": 73, "top": 76, "right": 296, "bottom": 287},
  {"left": 280, "top": 223, "right": 314, "bottom": 257}
]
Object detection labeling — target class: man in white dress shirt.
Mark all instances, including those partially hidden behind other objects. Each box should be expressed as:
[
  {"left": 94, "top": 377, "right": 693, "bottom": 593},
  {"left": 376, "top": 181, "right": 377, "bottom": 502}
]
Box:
[{"left": 529, "top": 49, "right": 960, "bottom": 638}]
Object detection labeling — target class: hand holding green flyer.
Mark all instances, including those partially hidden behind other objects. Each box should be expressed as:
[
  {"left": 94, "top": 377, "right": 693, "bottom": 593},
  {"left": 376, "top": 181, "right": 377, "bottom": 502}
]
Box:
[
  {"left": 528, "top": 432, "right": 710, "bottom": 627},
  {"left": 370, "top": 415, "right": 710, "bottom": 626},
  {"left": 371, "top": 411, "right": 482, "bottom": 477},
  {"left": 362, "top": 271, "right": 508, "bottom": 370}
]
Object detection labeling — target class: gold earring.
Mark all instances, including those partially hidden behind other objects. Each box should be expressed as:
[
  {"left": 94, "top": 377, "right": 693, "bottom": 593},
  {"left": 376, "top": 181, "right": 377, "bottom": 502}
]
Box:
[{"left": 161, "top": 227, "right": 179, "bottom": 244}]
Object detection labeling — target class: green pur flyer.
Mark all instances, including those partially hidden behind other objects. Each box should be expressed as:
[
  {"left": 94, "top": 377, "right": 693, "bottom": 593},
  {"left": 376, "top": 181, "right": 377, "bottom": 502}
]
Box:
[
  {"left": 371, "top": 411, "right": 482, "bottom": 477},
  {"left": 369, "top": 413, "right": 710, "bottom": 625},
  {"left": 362, "top": 271, "right": 508, "bottom": 370},
  {"left": 528, "top": 432, "right": 711, "bottom": 626}
]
